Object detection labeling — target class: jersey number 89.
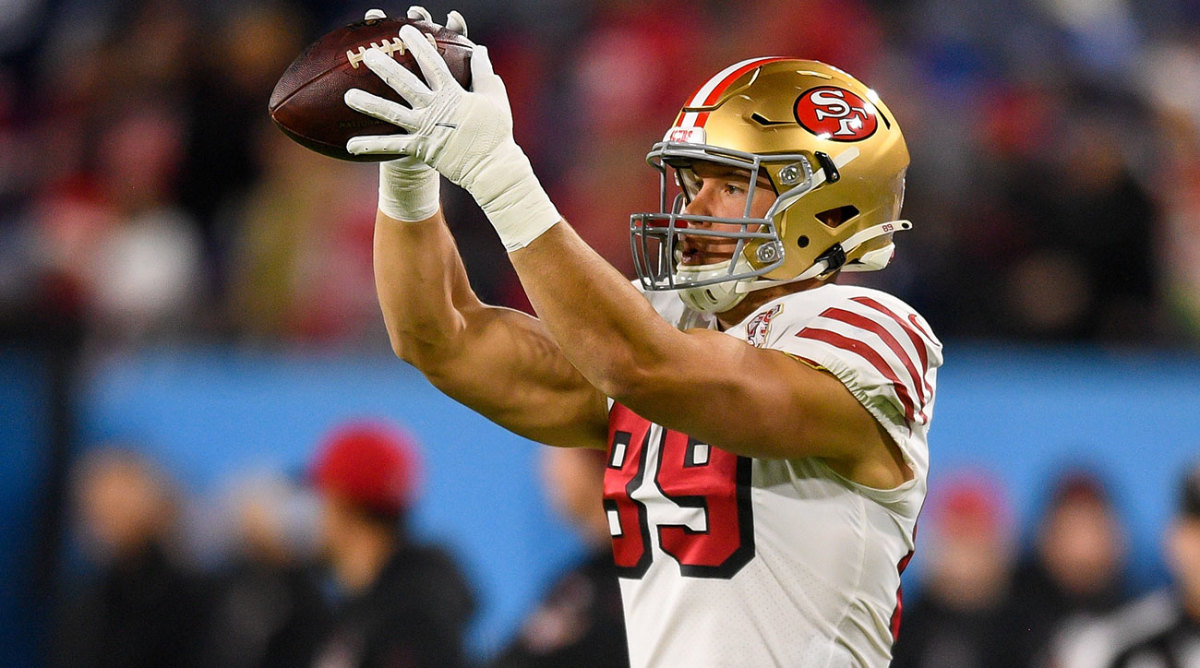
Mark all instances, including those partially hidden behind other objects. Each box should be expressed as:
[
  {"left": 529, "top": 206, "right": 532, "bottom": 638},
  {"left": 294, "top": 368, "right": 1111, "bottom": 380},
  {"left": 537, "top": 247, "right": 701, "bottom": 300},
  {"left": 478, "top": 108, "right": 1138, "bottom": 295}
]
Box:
[{"left": 603, "top": 404, "right": 755, "bottom": 579}]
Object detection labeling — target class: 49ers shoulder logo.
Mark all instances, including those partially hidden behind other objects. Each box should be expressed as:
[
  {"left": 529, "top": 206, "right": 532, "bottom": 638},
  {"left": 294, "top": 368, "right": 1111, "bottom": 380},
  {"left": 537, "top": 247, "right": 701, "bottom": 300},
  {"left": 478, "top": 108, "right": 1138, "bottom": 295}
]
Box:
[
  {"left": 746, "top": 304, "right": 781, "bottom": 348},
  {"left": 794, "top": 86, "right": 878, "bottom": 142}
]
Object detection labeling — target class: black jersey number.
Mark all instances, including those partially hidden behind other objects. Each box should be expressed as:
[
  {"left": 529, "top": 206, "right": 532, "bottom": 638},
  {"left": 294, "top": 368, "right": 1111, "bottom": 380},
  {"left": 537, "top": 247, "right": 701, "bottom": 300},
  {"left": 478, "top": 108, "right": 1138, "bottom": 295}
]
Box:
[{"left": 603, "top": 404, "right": 755, "bottom": 579}]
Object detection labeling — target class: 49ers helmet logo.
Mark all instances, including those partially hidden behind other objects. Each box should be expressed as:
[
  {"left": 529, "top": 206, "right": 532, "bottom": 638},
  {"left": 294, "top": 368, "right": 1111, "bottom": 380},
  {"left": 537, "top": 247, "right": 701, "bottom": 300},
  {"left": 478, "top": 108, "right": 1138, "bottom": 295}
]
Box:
[{"left": 794, "top": 86, "right": 878, "bottom": 142}]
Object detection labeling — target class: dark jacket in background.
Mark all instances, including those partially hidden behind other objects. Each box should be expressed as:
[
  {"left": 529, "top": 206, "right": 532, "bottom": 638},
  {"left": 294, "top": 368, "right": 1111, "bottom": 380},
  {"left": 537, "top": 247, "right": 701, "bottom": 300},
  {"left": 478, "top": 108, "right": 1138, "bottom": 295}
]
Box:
[
  {"left": 201, "top": 559, "right": 330, "bottom": 668},
  {"left": 50, "top": 542, "right": 212, "bottom": 668},
  {"left": 310, "top": 543, "right": 476, "bottom": 668},
  {"left": 489, "top": 549, "right": 628, "bottom": 668}
]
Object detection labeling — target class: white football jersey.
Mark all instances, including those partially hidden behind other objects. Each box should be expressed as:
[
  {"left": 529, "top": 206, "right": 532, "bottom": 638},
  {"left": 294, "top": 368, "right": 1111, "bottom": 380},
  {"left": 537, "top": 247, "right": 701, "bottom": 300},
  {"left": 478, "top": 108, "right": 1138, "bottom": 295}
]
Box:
[{"left": 603, "top": 283, "right": 942, "bottom": 667}]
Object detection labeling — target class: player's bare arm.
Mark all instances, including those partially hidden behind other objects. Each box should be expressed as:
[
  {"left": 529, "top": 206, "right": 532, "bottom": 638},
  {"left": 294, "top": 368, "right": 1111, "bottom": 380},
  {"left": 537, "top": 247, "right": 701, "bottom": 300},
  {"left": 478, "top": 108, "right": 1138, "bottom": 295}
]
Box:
[
  {"left": 373, "top": 208, "right": 608, "bottom": 450},
  {"left": 510, "top": 222, "right": 908, "bottom": 488},
  {"left": 348, "top": 8, "right": 607, "bottom": 450},
  {"left": 345, "top": 20, "right": 906, "bottom": 486}
]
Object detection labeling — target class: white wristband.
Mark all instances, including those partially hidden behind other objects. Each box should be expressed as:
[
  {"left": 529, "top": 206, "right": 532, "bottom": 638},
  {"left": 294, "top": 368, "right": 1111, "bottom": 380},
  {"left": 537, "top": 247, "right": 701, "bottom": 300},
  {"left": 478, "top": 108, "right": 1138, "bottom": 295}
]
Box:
[
  {"left": 467, "top": 142, "right": 560, "bottom": 251},
  {"left": 378, "top": 159, "right": 441, "bottom": 223}
]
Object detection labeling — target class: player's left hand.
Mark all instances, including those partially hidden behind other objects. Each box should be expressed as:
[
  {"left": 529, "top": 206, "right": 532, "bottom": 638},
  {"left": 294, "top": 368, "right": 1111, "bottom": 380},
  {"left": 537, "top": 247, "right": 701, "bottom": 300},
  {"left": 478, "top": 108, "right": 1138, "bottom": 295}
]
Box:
[
  {"left": 344, "top": 24, "right": 559, "bottom": 250},
  {"left": 362, "top": 6, "right": 468, "bottom": 223},
  {"left": 345, "top": 25, "right": 508, "bottom": 187}
]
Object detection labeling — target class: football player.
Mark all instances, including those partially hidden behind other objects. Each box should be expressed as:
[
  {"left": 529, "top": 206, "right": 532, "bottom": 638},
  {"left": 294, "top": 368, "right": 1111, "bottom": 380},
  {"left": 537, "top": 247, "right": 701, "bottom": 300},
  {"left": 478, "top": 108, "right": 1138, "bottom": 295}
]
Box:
[{"left": 344, "top": 7, "right": 943, "bottom": 666}]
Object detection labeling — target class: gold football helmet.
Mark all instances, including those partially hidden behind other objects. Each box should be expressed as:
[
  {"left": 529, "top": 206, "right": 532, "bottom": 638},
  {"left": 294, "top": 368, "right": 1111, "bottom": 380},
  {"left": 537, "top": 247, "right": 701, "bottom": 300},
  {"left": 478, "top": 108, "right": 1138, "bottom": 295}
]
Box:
[{"left": 630, "top": 57, "right": 911, "bottom": 312}]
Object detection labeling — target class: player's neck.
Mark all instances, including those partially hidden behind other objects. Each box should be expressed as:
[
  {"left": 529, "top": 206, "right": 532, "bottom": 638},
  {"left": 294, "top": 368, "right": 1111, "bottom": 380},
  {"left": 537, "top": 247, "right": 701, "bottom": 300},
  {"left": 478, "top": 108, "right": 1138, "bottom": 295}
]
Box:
[{"left": 715, "top": 278, "right": 828, "bottom": 330}]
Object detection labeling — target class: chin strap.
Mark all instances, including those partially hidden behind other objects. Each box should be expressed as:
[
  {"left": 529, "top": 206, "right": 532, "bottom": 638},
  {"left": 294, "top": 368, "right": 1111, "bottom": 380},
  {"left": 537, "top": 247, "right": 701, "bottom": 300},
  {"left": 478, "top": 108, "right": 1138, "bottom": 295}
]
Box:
[{"left": 734, "top": 219, "right": 913, "bottom": 295}]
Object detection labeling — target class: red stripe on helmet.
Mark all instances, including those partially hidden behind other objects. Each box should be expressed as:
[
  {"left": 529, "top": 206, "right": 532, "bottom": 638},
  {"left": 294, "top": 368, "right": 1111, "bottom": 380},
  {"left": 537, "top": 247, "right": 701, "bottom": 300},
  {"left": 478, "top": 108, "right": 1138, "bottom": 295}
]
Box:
[{"left": 683, "top": 57, "right": 791, "bottom": 129}]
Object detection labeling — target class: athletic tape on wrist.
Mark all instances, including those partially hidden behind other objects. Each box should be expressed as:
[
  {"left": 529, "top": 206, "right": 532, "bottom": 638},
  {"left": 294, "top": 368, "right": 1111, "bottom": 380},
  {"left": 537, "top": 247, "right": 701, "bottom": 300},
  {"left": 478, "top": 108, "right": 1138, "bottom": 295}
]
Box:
[
  {"left": 468, "top": 143, "right": 561, "bottom": 250},
  {"left": 378, "top": 161, "right": 441, "bottom": 223},
  {"left": 486, "top": 185, "right": 560, "bottom": 251}
]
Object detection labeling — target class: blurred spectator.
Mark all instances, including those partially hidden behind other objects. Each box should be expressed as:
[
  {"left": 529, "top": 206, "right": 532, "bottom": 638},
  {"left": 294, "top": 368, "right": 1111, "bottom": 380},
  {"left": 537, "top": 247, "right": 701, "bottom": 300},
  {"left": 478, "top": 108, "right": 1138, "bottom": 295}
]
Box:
[
  {"left": 19, "top": 96, "right": 205, "bottom": 348},
  {"left": 1142, "top": 39, "right": 1200, "bottom": 342},
  {"left": 177, "top": 3, "right": 308, "bottom": 252},
  {"left": 200, "top": 473, "right": 329, "bottom": 668},
  {"left": 998, "top": 107, "right": 1160, "bottom": 342},
  {"left": 489, "top": 447, "right": 628, "bottom": 668},
  {"left": 549, "top": 0, "right": 709, "bottom": 276},
  {"left": 1007, "top": 469, "right": 1132, "bottom": 666},
  {"left": 307, "top": 419, "right": 477, "bottom": 668},
  {"left": 51, "top": 447, "right": 211, "bottom": 668},
  {"left": 891, "top": 471, "right": 1025, "bottom": 668},
  {"left": 1054, "top": 462, "right": 1200, "bottom": 667},
  {"left": 0, "top": 0, "right": 1196, "bottom": 346},
  {"left": 224, "top": 125, "right": 383, "bottom": 344}
]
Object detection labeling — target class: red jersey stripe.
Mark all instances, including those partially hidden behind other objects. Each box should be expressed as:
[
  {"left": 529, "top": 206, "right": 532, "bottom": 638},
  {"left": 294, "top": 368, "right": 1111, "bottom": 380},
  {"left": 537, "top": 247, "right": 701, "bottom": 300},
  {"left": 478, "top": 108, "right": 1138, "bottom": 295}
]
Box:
[
  {"left": 890, "top": 548, "right": 915, "bottom": 641},
  {"left": 794, "top": 327, "right": 919, "bottom": 422},
  {"left": 820, "top": 307, "right": 928, "bottom": 407},
  {"left": 850, "top": 296, "right": 935, "bottom": 398}
]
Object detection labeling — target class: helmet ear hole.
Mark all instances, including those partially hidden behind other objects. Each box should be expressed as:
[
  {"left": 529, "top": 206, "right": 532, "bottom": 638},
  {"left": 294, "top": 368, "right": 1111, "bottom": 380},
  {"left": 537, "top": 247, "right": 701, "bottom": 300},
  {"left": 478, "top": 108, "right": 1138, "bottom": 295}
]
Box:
[
  {"left": 816, "top": 205, "right": 859, "bottom": 229},
  {"left": 797, "top": 236, "right": 810, "bottom": 248}
]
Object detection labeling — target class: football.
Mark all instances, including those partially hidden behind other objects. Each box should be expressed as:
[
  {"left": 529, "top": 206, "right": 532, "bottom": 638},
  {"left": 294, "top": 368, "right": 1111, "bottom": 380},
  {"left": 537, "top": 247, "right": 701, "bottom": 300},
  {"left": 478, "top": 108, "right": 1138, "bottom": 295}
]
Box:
[{"left": 268, "top": 16, "right": 473, "bottom": 162}]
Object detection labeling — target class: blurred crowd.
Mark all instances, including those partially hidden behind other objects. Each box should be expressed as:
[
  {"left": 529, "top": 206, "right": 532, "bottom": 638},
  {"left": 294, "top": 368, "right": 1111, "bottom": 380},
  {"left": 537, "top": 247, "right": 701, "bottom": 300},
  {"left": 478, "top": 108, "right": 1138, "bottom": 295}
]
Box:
[
  {"left": 52, "top": 423, "right": 1200, "bottom": 667},
  {"left": 893, "top": 468, "right": 1133, "bottom": 667},
  {"left": 54, "top": 422, "right": 466, "bottom": 668},
  {"left": 7, "top": 0, "right": 1200, "bottom": 666},
  {"left": 1, "top": 0, "right": 1200, "bottom": 351},
  {"left": 52, "top": 419, "right": 626, "bottom": 668},
  {"left": 891, "top": 463, "right": 1200, "bottom": 667}
]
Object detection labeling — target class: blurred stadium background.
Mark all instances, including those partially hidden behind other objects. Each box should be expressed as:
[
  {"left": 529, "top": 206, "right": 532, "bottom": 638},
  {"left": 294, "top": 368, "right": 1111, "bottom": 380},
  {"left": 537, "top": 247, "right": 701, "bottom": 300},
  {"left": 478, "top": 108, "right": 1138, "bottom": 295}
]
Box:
[{"left": 2, "top": 0, "right": 1200, "bottom": 665}]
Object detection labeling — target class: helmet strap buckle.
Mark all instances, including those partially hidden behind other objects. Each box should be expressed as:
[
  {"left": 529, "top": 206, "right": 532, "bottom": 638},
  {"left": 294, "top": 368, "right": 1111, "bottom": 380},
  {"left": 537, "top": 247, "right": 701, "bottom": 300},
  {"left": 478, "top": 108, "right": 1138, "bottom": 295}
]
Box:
[
  {"left": 814, "top": 152, "right": 841, "bottom": 183},
  {"left": 817, "top": 243, "right": 847, "bottom": 275}
]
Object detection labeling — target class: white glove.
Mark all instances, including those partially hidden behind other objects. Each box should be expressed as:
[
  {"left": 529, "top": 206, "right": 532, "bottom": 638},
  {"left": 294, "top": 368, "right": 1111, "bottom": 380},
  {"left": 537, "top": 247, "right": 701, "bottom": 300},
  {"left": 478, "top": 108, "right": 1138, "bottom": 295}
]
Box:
[
  {"left": 363, "top": 6, "right": 469, "bottom": 222},
  {"left": 399, "top": 5, "right": 469, "bottom": 36},
  {"left": 344, "top": 25, "right": 560, "bottom": 251}
]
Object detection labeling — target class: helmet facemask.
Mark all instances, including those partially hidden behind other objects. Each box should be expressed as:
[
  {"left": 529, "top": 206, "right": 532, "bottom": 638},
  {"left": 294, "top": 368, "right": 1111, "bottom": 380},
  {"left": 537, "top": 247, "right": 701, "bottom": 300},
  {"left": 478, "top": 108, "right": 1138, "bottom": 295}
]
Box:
[
  {"left": 630, "top": 58, "right": 913, "bottom": 314},
  {"left": 630, "top": 141, "right": 853, "bottom": 312}
]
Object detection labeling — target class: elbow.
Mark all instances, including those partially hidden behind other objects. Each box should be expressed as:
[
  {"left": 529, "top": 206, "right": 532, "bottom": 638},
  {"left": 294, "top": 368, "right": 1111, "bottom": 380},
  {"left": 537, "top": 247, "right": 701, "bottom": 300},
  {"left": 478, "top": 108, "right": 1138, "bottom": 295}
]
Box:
[
  {"left": 390, "top": 339, "right": 433, "bottom": 369},
  {"left": 394, "top": 342, "right": 460, "bottom": 394},
  {"left": 590, "top": 351, "right": 662, "bottom": 407},
  {"left": 384, "top": 322, "right": 462, "bottom": 374},
  {"left": 387, "top": 333, "right": 410, "bottom": 363},
  {"left": 385, "top": 328, "right": 422, "bottom": 366}
]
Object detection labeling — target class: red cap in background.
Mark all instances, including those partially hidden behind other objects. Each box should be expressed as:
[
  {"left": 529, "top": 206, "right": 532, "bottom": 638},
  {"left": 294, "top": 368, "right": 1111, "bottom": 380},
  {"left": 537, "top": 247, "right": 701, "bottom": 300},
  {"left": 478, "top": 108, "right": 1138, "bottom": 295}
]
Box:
[
  {"left": 310, "top": 420, "right": 422, "bottom": 515},
  {"left": 929, "top": 472, "right": 1011, "bottom": 539}
]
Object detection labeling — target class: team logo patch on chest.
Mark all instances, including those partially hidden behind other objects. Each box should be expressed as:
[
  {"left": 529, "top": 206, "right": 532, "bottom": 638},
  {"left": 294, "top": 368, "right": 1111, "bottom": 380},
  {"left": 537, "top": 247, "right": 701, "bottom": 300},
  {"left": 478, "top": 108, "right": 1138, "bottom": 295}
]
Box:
[
  {"left": 794, "top": 86, "right": 878, "bottom": 141},
  {"left": 746, "top": 304, "right": 781, "bottom": 348}
]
